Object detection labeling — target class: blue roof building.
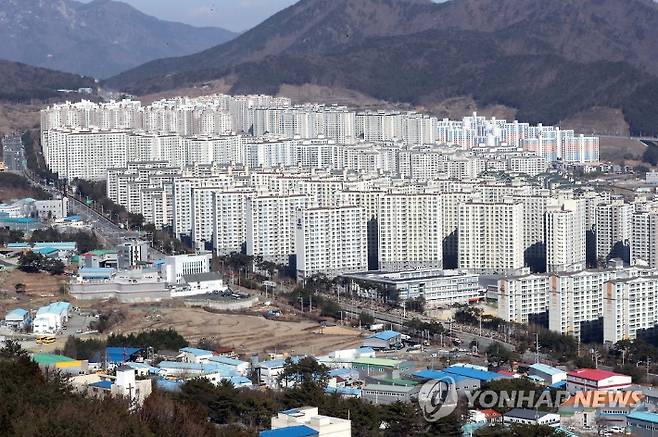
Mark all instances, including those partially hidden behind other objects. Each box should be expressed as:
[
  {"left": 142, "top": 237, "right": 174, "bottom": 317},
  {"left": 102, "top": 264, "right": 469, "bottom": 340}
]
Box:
[
  {"left": 155, "top": 378, "right": 184, "bottom": 393},
  {"left": 362, "top": 330, "right": 402, "bottom": 350},
  {"left": 528, "top": 362, "right": 567, "bottom": 385},
  {"left": 443, "top": 365, "right": 505, "bottom": 383},
  {"left": 5, "top": 308, "right": 29, "bottom": 320},
  {"left": 33, "top": 242, "right": 77, "bottom": 251},
  {"left": 4, "top": 308, "right": 31, "bottom": 329},
  {"left": 259, "top": 425, "right": 318, "bottom": 437},
  {"left": 179, "top": 347, "right": 215, "bottom": 356},
  {"left": 89, "top": 380, "right": 113, "bottom": 391},
  {"left": 369, "top": 330, "right": 401, "bottom": 341},
  {"left": 105, "top": 347, "right": 143, "bottom": 364},
  {"left": 627, "top": 411, "right": 658, "bottom": 436},
  {"left": 413, "top": 369, "right": 465, "bottom": 383},
  {"left": 79, "top": 267, "right": 116, "bottom": 280}
]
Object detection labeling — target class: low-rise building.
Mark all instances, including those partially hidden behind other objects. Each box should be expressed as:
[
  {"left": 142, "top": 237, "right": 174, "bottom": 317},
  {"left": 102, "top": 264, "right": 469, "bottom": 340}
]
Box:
[
  {"left": 528, "top": 363, "right": 567, "bottom": 386},
  {"left": 32, "top": 301, "right": 70, "bottom": 334},
  {"left": 343, "top": 269, "right": 481, "bottom": 308},
  {"left": 162, "top": 253, "right": 211, "bottom": 284},
  {"left": 361, "top": 330, "right": 401, "bottom": 350},
  {"left": 266, "top": 407, "right": 351, "bottom": 437},
  {"left": 176, "top": 272, "right": 227, "bottom": 297},
  {"left": 566, "top": 369, "right": 632, "bottom": 393},
  {"left": 502, "top": 408, "right": 560, "bottom": 427},
  {"left": 4, "top": 308, "right": 31, "bottom": 330},
  {"left": 71, "top": 366, "right": 152, "bottom": 406},
  {"left": 627, "top": 411, "right": 658, "bottom": 437},
  {"left": 361, "top": 383, "right": 420, "bottom": 405}
]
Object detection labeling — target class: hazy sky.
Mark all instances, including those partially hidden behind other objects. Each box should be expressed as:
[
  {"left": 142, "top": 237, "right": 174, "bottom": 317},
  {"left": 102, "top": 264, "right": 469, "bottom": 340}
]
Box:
[{"left": 91, "top": 0, "right": 299, "bottom": 32}]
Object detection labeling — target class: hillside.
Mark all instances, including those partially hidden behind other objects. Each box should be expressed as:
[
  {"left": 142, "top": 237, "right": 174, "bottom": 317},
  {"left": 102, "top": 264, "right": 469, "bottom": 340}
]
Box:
[
  {"left": 106, "top": 0, "right": 658, "bottom": 135},
  {"left": 0, "top": 60, "right": 95, "bottom": 101},
  {"left": 0, "top": 0, "right": 237, "bottom": 78}
]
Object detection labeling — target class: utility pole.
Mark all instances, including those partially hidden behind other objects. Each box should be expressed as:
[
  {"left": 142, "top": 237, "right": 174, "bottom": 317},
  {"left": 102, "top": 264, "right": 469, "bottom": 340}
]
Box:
[
  {"left": 535, "top": 333, "right": 540, "bottom": 364},
  {"left": 479, "top": 316, "right": 482, "bottom": 337}
]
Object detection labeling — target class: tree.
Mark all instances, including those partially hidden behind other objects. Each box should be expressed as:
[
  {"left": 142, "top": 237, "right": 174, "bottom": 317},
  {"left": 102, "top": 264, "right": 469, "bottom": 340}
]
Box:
[
  {"left": 18, "top": 251, "right": 43, "bottom": 273},
  {"left": 486, "top": 342, "right": 519, "bottom": 368},
  {"left": 407, "top": 296, "right": 426, "bottom": 313},
  {"left": 127, "top": 213, "right": 145, "bottom": 230},
  {"left": 359, "top": 311, "right": 375, "bottom": 327},
  {"left": 278, "top": 356, "right": 329, "bottom": 388},
  {"left": 642, "top": 145, "right": 658, "bottom": 166}
]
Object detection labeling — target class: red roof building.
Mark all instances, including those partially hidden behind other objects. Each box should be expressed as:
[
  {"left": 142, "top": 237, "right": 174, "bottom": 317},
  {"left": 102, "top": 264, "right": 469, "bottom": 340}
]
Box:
[{"left": 566, "top": 368, "right": 632, "bottom": 393}]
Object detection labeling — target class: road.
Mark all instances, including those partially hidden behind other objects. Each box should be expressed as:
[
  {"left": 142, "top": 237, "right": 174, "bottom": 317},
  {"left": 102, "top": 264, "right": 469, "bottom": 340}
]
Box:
[
  {"left": 14, "top": 134, "right": 153, "bottom": 251},
  {"left": 335, "top": 300, "right": 517, "bottom": 350},
  {"left": 66, "top": 193, "right": 140, "bottom": 247}
]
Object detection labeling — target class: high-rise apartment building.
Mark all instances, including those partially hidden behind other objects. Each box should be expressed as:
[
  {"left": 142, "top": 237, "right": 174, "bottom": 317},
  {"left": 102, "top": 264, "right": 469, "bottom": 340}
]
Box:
[
  {"left": 295, "top": 206, "right": 367, "bottom": 280},
  {"left": 378, "top": 194, "right": 443, "bottom": 271},
  {"left": 458, "top": 201, "right": 524, "bottom": 274}
]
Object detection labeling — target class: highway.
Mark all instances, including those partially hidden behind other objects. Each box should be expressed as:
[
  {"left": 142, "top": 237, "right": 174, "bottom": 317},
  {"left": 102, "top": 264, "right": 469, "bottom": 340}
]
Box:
[{"left": 14, "top": 135, "right": 150, "bottom": 250}]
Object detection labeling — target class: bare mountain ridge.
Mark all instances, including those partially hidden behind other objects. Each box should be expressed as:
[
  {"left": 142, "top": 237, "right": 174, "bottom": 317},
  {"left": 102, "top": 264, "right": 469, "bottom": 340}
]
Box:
[
  {"left": 109, "top": 0, "right": 658, "bottom": 86},
  {"left": 0, "top": 59, "right": 95, "bottom": 102},
  {"left": 0, "top": 0, "right": 237, "bottom": 78},
  {"left": 105, "top": 0, "right": 658, "bottom": 135}
]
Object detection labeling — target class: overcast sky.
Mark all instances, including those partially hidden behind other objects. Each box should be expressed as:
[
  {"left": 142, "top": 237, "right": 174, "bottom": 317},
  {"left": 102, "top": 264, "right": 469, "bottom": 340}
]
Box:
[{"left": 91, "top": 0, "right": 299, "bottom": 32}]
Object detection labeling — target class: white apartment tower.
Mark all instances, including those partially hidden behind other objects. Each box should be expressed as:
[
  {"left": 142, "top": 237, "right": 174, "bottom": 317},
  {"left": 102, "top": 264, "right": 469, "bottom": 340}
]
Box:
[
  {"left": 596, "top": 200, "right": 632, "bottom": 265},
  {"left": 546, "top": 199, "right": 586, "bottom": 272},
  {"left": 211, "top": 189, "right": 255, "bottom": 255},
  {"left": 458, "top": 201, "right": 524, "bottom": 274},
  {"left": 246, "top": 194, "right": 309, "bottom": 265},
  {"left": 378, "top": 194, "right": 443, "bottom": 271},
  {"left": 603, "top": 276, "right": 658, "bottom": 343},
  {"left": 295, "top": 206, "right": 367, "bottom": 280},
  {"left": 631, "top": 209, "right": 658, "bottom": 268},
  {"left": 498, "top": 274, "right": 549, "bottom": 324}
]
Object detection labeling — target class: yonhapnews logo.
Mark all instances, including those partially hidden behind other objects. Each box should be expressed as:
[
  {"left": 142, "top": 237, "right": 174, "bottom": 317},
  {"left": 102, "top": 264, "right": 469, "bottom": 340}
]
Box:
[{"left": 418, "top": 377, "right": 459, "bottom": 422}]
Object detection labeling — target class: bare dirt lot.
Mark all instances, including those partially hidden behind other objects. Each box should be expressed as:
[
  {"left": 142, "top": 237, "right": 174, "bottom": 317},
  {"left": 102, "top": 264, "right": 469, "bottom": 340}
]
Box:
[
  {"left": 112, "top": 304, "right": 364, "bottom": 356},
  {"left": 0, "top": 269, "right": 68, "bottom": 313}
]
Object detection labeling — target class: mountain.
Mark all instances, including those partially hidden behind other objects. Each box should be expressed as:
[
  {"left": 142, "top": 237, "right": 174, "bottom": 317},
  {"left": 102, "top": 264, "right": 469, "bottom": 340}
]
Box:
[
  {"left": 106, "top": 0, "right": 658, "bottom": 135},
  {"left": 0, "top": 0, "right": 237, "bottom": 78},
  {"left": 0, "top": 59, "right": 95, "bottom": 101}
]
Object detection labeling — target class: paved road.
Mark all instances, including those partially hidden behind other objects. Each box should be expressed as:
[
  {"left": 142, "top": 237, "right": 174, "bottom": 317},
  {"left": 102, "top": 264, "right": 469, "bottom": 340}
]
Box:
[
  {"left": 66, "top": 194, "right": 140, "bottom": 247},
  {"left": 336, "top": 300, "right": 517, "bottom": 350},
  {"left": 17, "top": 154, "right": 144, "bottom": 249}
]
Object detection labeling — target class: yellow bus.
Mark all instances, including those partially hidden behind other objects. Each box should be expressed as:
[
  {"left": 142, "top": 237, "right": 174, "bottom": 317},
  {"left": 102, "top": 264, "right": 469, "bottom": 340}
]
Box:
[{"left": 36, "top": 335, "right": 56, "bottom": 344}]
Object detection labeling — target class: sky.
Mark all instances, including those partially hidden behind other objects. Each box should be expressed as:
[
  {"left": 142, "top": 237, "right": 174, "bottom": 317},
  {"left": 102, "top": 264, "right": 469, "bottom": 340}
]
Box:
[{"left": 88, "top": 0, "right": 299, "bottom": 32}]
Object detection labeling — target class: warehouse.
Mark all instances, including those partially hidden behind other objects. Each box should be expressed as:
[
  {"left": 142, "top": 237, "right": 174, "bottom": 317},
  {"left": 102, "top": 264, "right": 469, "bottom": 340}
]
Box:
[
  {"left": 566, "top": 368, "right": 632, "bottom": 393},
  {"left": 32, "top": 301, "right": 70, "bottom": 334},
  {"left": 528, "top": 363, "right": 567, "bottom": 386},
  {"left": 361, "top": 330, "right": 402, "bottom": 350},
  {"left": 4, "top": 308, "right": 31, "bottom": 330}
]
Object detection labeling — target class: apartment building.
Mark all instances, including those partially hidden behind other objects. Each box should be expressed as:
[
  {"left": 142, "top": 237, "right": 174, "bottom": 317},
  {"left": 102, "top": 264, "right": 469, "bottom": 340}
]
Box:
[
  {"left": 596, "top": 200, "right": 632, "bottom": 264},
  {"left": 497, "top": 274, "right": 549, "bottom": 324},
  {"left": 378, "top": 193, "right": 443, "bottom": 271},
  {"left": 603, "top": 275, "right": 658, "bottom": 343},
  {"left": 211, "top": 189, "right": 256, "bottom": 256},
  {"left": 546, "top": 200, "right": 586, "bottom": 273},
  {"left": 245, "top": 194, "right": 309, "bottom": 264},
  {"left": 458, "top": 201, "right": 524, "bottom": 274},
  {"left": 631, "top": 208, "right": 658, "bottom": 268},
  {"left": 295, "top": 206, "right": 367, "bottom": 280}
]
